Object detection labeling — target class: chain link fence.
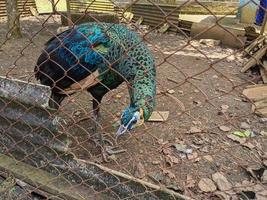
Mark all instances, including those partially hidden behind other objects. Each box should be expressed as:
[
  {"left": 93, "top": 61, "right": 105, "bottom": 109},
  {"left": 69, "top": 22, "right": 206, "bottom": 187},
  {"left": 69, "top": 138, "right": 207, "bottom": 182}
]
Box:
[{"left": 0, "top": 0, "right": 266, "bottom": 199}]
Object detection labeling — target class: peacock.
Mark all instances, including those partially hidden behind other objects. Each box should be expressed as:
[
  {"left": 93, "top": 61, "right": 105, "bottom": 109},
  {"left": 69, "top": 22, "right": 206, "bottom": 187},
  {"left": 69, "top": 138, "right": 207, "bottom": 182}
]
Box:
[{"left": 34, "top": 23, "right": 156, "bottom": 160}]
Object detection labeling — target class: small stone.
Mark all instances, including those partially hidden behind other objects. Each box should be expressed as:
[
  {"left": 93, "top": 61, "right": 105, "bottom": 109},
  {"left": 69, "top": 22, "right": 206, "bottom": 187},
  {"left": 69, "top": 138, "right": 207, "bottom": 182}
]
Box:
[
  {"left": 212, "top": 172, "right": 232, "bottom": 191},
  {"left": 213, "top": 75, "right": 219, "bottom": 79},
  {"left": 194, "top": 89, "right": 199, "bottom": 93},
  {"left": 167, "top": 89, "right": 175, "bottom": 94},
  {"left": 263, "top": 160, "right": 267, "bottom": 167},
  {"left": 221, "top": 105, "right": 229, "bottom": 111},
  {"left": 115, "top": 94, "right": 122, "bottom": 99},
  {"left": 240, "top": 122, "right": 250, "bottom": 129},
  {"left": 200, "top": 39, "right": 221, "bottom": 46},
  {"left": 219, "top": 125, "right": 231, "bottom": 132},
  {"left": 189, "top": 126, "right": 202, "bottom": 133},
  {"left": 203, "top": 155, "right": 213, "bottom": 162},
  {"left": 152, "top": 161, "right": 160, "bottom": 165},
  {"left": 193, "top": 100, "right": 201, "bottom": 105},
  {"left": 177, "top": 90, "right": 184, "bottom": 94},
  {"left": 198, "top": 178, "right": 217, "bottom": 192}
]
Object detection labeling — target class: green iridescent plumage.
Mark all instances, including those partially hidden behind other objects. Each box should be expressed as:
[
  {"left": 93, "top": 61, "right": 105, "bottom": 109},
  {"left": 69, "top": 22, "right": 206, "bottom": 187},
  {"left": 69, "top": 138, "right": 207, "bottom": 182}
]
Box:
[{"left": 35, "top": 22, "right": 156, "bottom": 134}]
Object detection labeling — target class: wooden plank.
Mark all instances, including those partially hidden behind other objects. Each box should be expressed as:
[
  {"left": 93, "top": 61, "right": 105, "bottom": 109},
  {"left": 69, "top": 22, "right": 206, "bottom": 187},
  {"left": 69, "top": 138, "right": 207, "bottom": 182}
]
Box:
[
  {"left": 244, "top": 35, "right": 265, "bottom": 55},
  {"left": 241, "top": 46, "right": 267, "bottom": 72},
  {"left": 0, "top": 0, "right": 36, "bottom": 18},
  {"left": 243, "top": 85, "right": 267, "bottom": 101},
  {"left": 0, "top": 76, "right": 51, "bottom": 108},
  {"left": 260, "top": 67, "right": 267, "bottom": 83},
  {"left": 0, "top": 154, "right": 105, "bottom": 200}
]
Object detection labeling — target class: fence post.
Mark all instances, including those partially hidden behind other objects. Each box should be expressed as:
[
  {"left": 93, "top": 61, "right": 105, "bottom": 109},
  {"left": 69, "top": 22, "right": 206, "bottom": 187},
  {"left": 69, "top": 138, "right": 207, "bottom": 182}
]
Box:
[
  {"left": 51, "top": 0, "right": 56, "bottom": 14},
  {"left": 6, "top": 0, "right": 22, "bottom": 38}
]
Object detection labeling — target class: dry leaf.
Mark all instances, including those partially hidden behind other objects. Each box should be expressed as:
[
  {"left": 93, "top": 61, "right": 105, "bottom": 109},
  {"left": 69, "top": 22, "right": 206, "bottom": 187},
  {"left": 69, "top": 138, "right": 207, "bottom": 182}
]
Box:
[
  {"left": 187, "top": 152, "right": 199, "bottom": 161},
  {"left": 134, "top": 162, "right": 146, "bottom": 179},
  {"left": 227, "top": 134, "right": 246, "bottom": 144},
  {"left": 186, "top": 175, "right": 196, "bottom": 188},
  {"left": 212, "top": 172, "right": 232, "bottom": 191},
  {"left": 189, "top": 126, "right": 202, "bottom": 133},
  {"left": 219, "top": 125, "right": 231, "bottom": 132},
  {"left": 163, "top": 170, "right": 176, "bottom": 179},
  {"left": 198, "top": 178, "right": 217, "bottom": 192},
  {"left": 162, "top": 147, "right": 172, "bottom": 155},
  {"left": 203, "top": 155, "right": 213, "bottom": 162}
]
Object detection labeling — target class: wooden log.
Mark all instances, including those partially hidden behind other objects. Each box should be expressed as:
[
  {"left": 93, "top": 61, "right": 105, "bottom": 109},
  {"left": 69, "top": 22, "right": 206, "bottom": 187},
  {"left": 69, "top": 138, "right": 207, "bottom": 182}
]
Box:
[
  {"left": 241, "top": 46, "right": 267, "bottom": 72},
  {"left": 243, "top": 85, "right": 267, "bottom": 101},
  {"left": 0, "top": 154, "right": 107, "bottom": 200},
  {"left": 6, "top": 0, "right": 21, "bottom": 38}
]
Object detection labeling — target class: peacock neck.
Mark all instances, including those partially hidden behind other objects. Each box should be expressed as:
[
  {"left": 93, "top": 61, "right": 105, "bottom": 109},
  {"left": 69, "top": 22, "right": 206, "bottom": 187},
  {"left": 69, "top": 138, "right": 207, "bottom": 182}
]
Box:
[{"left": 129, "top": 80, "right": 156, "bottom": 121}]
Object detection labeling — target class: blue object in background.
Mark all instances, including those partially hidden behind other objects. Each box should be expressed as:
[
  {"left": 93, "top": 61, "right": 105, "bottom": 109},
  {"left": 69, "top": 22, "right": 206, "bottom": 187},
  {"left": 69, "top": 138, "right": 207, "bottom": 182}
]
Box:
[{"left": 255, "top": 0, "right": 267, "bottom": 25}]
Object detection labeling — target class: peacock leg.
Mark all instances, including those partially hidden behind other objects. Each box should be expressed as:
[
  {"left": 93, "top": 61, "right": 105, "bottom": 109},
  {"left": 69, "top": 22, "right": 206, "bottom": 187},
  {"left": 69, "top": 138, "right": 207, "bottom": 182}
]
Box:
[
  {"left": 49, "top": 92, "right": 65, "bottom": 109},
  {"left": 91, "top": 99, "right": 114, "bottom": 162}
]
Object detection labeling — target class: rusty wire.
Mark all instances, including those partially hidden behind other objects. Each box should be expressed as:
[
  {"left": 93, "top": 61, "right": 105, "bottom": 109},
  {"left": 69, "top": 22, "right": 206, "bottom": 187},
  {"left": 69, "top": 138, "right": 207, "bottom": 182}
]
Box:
[{"left": 0, "top": 0, "right": 266, "bottom": 199}]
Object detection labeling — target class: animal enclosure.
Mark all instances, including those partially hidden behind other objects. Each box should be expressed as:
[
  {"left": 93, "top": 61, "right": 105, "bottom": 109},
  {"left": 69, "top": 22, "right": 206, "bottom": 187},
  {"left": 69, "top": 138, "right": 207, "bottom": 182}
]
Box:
[{"left": 0, "top": 0, "right": 266, "bottom": 199}]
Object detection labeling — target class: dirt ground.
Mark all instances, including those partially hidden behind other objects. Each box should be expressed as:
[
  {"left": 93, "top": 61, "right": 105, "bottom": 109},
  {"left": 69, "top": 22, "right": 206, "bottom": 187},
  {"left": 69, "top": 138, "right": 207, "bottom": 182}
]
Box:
[{"left": 0, "top": 15, "right": 266, "bottom": 199}]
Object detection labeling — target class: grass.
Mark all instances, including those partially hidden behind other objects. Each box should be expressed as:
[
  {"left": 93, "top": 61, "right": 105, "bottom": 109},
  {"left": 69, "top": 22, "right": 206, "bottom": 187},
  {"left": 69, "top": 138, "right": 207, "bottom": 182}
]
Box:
[{"left": 35, "top": 0, "right": 67, "bottom": 13}]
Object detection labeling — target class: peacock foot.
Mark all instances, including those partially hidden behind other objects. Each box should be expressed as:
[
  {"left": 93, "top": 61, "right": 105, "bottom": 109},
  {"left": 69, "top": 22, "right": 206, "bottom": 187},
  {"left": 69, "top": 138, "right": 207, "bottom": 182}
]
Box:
[{"left": 91, "top": 133, "right": 126, "bottom": 162}]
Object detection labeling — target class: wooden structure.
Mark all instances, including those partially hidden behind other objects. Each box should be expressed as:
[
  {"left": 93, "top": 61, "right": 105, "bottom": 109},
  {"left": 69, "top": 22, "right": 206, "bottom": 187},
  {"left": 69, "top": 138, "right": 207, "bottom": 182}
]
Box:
[
  {"left": 0, "top": 0, "right": 36, "bottom": 18},
  {"left": 69, "top": 0, "right": 118, "bottom": 13}
]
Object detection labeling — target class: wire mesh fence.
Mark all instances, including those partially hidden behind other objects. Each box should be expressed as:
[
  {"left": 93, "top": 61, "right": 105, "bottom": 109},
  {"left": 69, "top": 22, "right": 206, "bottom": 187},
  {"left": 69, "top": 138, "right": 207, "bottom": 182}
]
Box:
[{"left": 0, "top": 0, "right": 266, "bottom": 199}]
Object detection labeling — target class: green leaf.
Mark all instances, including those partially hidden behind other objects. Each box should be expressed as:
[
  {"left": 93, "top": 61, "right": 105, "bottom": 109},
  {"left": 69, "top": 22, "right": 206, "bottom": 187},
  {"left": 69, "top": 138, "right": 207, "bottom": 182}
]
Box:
[{"left": 232, "top": 130, "right": 251, "bottom": 138}]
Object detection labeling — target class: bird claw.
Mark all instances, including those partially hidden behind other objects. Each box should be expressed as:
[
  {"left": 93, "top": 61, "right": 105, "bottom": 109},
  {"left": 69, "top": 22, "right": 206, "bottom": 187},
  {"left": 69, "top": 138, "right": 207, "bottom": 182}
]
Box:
[{"left": 91, "top": 134, "right": 114, "bottom": 147}]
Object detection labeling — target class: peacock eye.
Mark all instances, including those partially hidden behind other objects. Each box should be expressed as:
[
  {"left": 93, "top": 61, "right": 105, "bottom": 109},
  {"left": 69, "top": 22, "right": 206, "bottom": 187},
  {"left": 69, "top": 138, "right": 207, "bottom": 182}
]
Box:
[{"left": 132, "top": 119, "right": 137, "bottom": 124}]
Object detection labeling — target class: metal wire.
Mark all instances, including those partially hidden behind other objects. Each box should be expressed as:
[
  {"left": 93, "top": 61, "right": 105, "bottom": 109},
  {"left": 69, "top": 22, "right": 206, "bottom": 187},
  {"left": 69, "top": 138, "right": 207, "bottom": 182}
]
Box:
[{"left": 0, "top": 0, "right": 266, "bottom": 199}]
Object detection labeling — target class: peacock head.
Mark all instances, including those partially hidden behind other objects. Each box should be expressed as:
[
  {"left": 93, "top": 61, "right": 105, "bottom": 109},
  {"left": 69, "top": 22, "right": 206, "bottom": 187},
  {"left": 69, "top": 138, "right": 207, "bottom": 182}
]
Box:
[{"left": 116, "top": 105, "right": 145, "bottom": 137}]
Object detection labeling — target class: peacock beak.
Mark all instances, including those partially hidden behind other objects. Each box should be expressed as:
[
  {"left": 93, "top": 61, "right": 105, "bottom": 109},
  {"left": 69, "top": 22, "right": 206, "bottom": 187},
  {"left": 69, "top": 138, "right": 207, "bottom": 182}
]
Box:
[{"left": 116, "top": 125, "right": 127, "bottom": 136}]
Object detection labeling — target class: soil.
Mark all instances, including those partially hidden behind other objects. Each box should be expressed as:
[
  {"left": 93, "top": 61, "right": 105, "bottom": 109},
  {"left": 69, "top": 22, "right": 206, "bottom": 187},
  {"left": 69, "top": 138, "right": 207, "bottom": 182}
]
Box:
[{"left": 0, "top": 15, "right": 266, "bottom": 199}]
